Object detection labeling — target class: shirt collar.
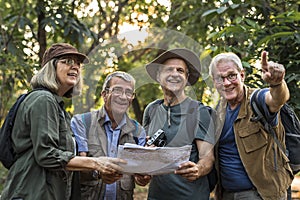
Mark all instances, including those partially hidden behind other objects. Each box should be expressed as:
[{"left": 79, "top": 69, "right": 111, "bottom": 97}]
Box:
[
  {"left": 53, "top": 93, "right": 65, "bottom": 108},
  {"left": 103, "top": 109, "right": 127, "bottom": 129}
]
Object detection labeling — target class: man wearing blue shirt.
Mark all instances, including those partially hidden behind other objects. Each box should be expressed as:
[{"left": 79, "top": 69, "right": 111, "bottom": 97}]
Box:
[
  {"left": 209, "top": 52, "right": 293, "bottom": 200},
  {"left": 71, "top": 71, "right": 146, "bottom": 200}
]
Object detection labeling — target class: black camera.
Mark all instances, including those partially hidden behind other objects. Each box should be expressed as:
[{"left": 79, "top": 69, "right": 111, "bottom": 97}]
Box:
[{"left": 147, "top": 129, "right": 167, "bottom": 147}]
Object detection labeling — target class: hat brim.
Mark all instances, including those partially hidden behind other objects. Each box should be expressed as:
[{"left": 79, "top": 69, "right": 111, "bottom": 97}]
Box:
[
  {"left": 146, "top": 48, "right": 201, "bottom": 85},
  {"left": 55, "top": 51, "right": 89, "bottom": 64}
]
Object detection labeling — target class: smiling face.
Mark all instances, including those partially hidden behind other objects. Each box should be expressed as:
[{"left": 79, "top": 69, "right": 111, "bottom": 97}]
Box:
[
  {"left": 56, "top": 56, "right": 82, "bottom": 96},
  {"left": 157, "top": 58, "right": 188, "bottom": 96},
  {"left": 213, "top": 60, "right": 245, "bottom": 108},
  {"left": 102, "top": 76, "right": 134, "bottom": 122}
]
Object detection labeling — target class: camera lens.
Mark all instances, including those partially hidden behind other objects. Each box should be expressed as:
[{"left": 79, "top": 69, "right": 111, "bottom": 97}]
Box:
[{"left": 157, "top": 140, "right": 166, "bottom": 147}]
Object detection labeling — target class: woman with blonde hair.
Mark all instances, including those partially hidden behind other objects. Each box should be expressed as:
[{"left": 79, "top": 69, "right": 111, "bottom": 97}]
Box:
[{"left": 1, "top": 43, "right": 125, "bottom": 200}]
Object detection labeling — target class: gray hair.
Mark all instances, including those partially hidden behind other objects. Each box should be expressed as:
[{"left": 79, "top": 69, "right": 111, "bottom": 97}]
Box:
[
  {"left": 30, "top": 59, "right": 82, "bottom": 98},
  {"left": 209, "top": 52, "right": 243, "bottom": 77},
  {"left": 102, "top": 71, "right": 136, "bottom": 92}
]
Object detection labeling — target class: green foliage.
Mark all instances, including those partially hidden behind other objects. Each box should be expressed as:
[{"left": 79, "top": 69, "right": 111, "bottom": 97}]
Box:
[
  {"left": 1, "top": 0, "right": 300, "bottom": 191},
  {"left": 163, "top": 0, "right": 300, "bottom": 116},
  {"left": 1, "top": 0, "right": 299, "bottom": 126}
]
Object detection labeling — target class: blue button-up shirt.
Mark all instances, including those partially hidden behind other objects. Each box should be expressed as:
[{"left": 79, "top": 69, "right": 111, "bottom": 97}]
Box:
[{"left": 103, "top": 114, "right": 123, "bottom": 200}]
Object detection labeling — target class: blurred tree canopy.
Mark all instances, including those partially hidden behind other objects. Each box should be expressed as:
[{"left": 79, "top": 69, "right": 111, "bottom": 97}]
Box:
[
  {"left": 1, "top": 0, "right": 300, "bottom": 126},
  {"left": 166, "top": 0, "right": 300, "bottom": 113}
]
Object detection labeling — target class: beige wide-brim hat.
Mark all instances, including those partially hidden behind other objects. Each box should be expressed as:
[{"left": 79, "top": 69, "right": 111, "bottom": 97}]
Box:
[{"left": 145, "top": 48, "right": 201, "bottom": 85}]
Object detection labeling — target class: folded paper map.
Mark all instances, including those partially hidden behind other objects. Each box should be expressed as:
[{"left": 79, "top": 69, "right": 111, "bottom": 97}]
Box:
[{"left": 117, "top": 143, "right": 192, "bottom": 175}]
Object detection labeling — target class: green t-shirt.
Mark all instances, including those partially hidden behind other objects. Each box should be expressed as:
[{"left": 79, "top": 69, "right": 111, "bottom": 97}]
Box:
[{"left": 143, "top": 97, "right": 215, "bottom": 200}]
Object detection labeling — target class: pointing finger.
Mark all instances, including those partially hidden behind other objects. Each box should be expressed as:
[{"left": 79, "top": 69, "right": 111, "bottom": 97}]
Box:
[{"left": 261, "top": 51, "right": 268, "bottom": 70}]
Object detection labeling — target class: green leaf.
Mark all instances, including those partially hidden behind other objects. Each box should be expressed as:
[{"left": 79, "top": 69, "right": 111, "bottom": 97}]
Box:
[
  {"left": 245, "top": 19, "right": 258, "bottom": 29},
  {"left": 272, "top": 31, "right": 294, "bottom": 38},
  {"left": 201, "top": 9, "right": 218, "bottom": 17},
  {"left": 217, "top": 7, "right": 228, "bottom": 14},
  {"left": 257, "top": 35, "right": 271, "bottom": 46},
  {"left": 230, "top": 4, "right": 240, "bottom": 9},
  {"left": 225, "top": 25, "right": 246, "bottom": 33},
  {"left": 200, "top": 49, "right": 212, "bottom": 61}
]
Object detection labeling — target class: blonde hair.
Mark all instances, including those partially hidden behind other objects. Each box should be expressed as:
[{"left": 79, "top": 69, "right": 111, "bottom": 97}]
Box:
[
  {"left": 209, "top": 52, "right": 243, "bottom": 77},
  {"left": 30, "top": 59, "right": 82, "bottom": 98}
]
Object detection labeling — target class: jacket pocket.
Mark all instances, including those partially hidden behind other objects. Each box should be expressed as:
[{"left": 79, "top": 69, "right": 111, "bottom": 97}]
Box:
[{"left": 239, "top": 125, "right": 267, "bottom": 153}]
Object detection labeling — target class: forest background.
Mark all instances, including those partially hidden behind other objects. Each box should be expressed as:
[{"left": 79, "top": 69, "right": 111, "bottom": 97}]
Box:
[{"left": 0, "top": 0, "right": 300, "bottom": 196}]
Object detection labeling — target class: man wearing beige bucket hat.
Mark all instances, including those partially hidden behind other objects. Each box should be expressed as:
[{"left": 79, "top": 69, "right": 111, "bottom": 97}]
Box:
[
  {"left": 145, "top": 48, "right": 201, "bottom": 86},
  {"left": 140, "top": 48, "right": 216, "bottom": 199}
]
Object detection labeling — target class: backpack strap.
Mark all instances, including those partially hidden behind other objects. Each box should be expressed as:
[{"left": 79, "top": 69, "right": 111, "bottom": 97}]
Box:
[
  {"left": 185, "top": 100, "right": 201, "bottom": 136},
  {"left": 148, "top": 99, "right": 164, "bottom": 118},
  {"left": 130, "top": 119, "right": 140, "bottom": 144},
  {"left": 183, "top": 100, "right": 218, "bottom": 192},
  {"left": 143, "top": 99, "right": 163, "bottom": 131},
  {"left": 250, "top": 89, "right": 285, "bottom": 171},
  {"left": 81, "top": 112, "right": 92, "bottom": 137}
]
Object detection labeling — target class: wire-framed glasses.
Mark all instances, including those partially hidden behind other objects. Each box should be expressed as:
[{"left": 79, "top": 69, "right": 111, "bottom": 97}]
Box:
[
  {"left": 58, "top": 58, "right": 82, "bottom": 68},
  {"left": 106, "top": 87, "right": 135, "bottom": 98}
]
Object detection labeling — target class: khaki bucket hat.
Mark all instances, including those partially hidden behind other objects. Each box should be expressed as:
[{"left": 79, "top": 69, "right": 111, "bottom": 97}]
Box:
[{"left": 145, "top": 48, "right": 201, "bottom": 85}]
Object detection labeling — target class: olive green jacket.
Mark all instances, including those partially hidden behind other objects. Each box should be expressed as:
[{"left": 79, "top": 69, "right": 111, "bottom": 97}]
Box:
[
  {"left": 215, "top": 86, "right": 293, "bottom": 200},
  {"left": 1, "top": 90, "right": 76, "bottom": 200}
]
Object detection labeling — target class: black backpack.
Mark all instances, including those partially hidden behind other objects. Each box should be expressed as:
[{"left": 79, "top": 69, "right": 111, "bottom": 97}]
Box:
[
  {"left": 251, "top": 89, "right": 300, "bottom": 174},
  {"left": 0, "top": 88, "right": 46, "bottom": 169}
]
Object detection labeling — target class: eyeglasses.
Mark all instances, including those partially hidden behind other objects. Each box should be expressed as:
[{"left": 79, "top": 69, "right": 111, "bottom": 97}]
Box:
[
  {"left": 106, "top": 87, "right": 135, "bottom": 98},
  {"left": 58, "top": 58, "right": 82, "bottom": 68},
  {"left": 214, "top": 73, "right": 238, "bottom": 84}
]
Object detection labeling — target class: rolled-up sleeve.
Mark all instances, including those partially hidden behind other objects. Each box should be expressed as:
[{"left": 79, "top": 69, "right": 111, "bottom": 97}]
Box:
[{"left": 257, "top": 88, "right": 279, "bottom": 126}]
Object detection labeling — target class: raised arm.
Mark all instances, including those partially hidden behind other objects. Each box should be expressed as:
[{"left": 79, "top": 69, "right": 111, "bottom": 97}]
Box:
[{"left": 261, "top": 51, "right": 290, "bottom": 113}]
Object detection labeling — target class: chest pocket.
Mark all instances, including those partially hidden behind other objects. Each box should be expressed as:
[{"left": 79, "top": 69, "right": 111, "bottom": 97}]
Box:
[
  {"left": 119, "top": 133, "right": 136, "bottom": 145},
  {"left": 239, "top": 123, "right": 267, "bottom": 153}
]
